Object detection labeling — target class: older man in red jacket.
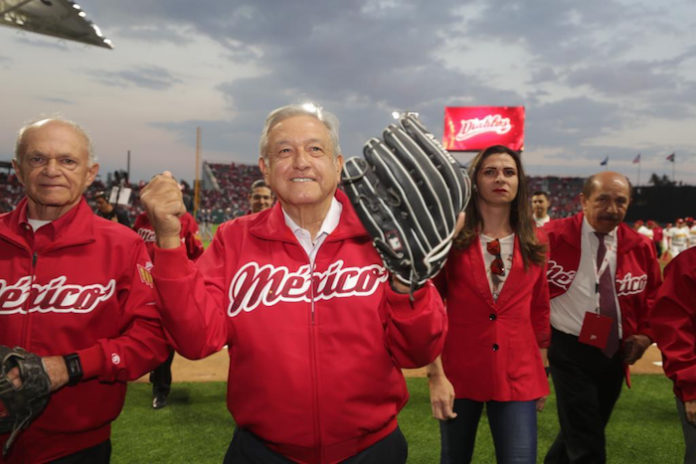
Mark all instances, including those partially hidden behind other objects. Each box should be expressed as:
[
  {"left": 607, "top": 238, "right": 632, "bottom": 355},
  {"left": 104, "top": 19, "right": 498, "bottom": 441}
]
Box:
[
  {"left": 0, "top": 118, "right": 169, "bottom": 463},
  {"left": 543, "top": 171, "right": 661, "bottom": 464},
  {"left": 141, "top": 104, "right": 447, "bottom": 464}
]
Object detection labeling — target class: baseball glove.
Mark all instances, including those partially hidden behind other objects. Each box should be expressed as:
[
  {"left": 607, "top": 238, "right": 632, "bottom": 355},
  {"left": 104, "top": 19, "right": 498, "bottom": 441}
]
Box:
[
  {"left": 341, "top": 113, "right": 471, "bottom": 292},
  {"left": 0, "top": 346, "right": 51, "bottom": 457}
]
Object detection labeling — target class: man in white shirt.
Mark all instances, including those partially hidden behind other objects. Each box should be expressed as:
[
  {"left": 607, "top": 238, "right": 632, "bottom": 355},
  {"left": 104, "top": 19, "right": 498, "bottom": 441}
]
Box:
[
  {"left": 532, "top": 191, "right": 552, "bottom": 227},
  {"left": 542, "top": 171, "right": 661, "bottom": 464}
]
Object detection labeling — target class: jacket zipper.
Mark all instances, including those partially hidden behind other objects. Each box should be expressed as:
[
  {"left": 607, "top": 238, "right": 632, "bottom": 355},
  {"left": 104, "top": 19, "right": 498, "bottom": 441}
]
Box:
[
  {"left": 21, "top": 251, "right": 38, "bottom": 348},
  {"left": 308, "top": 259, "right": 322, "bottom": 458}
]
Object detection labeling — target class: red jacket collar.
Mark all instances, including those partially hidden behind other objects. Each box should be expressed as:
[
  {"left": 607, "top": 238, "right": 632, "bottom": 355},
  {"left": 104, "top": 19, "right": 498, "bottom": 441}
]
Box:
[
  {"left": 1, "top": 196, "right": 96, "bottom": 251},
  {"left": 248, "top": 189, "right": 369, "bottom": 243},
  {"left": 550, "top": 212, "right": 647, "bottom": 253}
]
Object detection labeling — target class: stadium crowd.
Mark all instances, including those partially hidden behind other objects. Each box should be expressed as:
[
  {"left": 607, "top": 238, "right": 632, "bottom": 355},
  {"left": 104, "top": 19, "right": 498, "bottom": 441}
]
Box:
[{"left": 6, "top": 162, "right": 696, "bottom": 255}]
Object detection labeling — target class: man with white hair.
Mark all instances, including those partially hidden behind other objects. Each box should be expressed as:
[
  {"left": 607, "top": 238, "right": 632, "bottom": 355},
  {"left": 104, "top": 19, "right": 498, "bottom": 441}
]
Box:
[
  {"left": 141, "top": 104, "right": 447, "bottom": 463},
  {"left": 0, "top": 118, "right": 169, "bottom": 463}
]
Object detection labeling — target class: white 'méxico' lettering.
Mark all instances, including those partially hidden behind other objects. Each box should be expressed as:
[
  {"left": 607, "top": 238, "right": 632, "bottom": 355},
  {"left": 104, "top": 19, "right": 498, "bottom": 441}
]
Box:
[
  {"left": 136, "top": 227, "right": 157, "bottom": 243},
  {"left": 616, "top": 272, "right": 648, "bottom": 296},
  {"left": 0, "top": 276, "right": 116, "bottom": 314},
  {"left": 227, "top": 260, "right": 389, "bottom": 317},
  {"left": 546, "top": 260, "right": 576, "bottom": 290}
]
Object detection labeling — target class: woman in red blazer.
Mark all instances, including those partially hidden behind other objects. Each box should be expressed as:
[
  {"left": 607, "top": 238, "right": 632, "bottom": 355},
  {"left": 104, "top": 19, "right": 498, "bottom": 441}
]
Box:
[{"left": 427, "top": 145, "right": 551, "bottom": 463}]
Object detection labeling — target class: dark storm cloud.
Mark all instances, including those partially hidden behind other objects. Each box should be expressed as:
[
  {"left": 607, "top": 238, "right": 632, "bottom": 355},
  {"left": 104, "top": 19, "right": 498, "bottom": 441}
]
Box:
[
  {"left": 86, "top": 65, "right": 182, "bottom": 90},
  {"left": 566, "top": 61, "right": 678, "bottom": 96},
  {"left": 525, "top": 96, "right": 626, "bottom": 152},
  {"left": 75, "top": 0, "right": 696, "bottom": 178},
  {"left": 90, "top": 0, "right": 483, "bottom": 111},
  {"left": 462, "top": 0, "right": 650, "bottom": 64}
]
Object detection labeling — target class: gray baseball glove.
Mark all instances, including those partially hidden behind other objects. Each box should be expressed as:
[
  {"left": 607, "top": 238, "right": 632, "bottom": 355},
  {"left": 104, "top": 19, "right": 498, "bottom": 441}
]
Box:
[
  {"left": 341, "top": 114, "right": 471, "bottom": 292},
  {"left": 0, "top": 346, "right": 51, "bottom": 457}
]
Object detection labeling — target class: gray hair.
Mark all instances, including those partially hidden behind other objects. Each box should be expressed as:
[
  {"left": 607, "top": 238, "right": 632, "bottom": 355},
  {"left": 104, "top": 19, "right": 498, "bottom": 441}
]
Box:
[
  {"left": 258, "top": 103, "right": 341, "bottom": 162},
  {"left": 14, "top": 117, "right": 96, "bottom": 167}
]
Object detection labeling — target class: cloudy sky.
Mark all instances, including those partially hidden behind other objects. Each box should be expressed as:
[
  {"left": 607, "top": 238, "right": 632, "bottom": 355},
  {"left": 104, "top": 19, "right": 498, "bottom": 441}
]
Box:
[{"left": 2, "top": 0, "right": 696, "bottom": 186}]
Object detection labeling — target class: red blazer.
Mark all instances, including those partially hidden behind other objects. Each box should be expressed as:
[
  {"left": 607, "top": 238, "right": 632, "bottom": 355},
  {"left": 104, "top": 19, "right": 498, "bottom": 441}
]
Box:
[{"left": 437, "top": 233, "right": 550, "bottom": 402}]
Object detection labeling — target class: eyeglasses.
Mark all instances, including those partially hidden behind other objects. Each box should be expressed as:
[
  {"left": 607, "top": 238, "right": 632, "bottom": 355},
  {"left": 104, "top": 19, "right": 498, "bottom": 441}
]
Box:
[{"left": 486, "top": 238, "right": 505, "bottom": 277}]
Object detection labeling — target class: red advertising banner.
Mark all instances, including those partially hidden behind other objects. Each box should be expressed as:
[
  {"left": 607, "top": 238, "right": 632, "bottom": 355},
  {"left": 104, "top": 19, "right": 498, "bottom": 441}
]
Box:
[{"left": 443, "top": 106, "right": 525, "bottom": 152}]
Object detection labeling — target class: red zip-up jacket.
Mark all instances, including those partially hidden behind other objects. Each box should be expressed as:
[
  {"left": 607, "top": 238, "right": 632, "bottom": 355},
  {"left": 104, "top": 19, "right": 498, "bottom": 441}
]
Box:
[
  {"left": 0, "top": 197, "right": 170, "bottom": 463},
  {"left": 152, "top": 190, "right": 447, "bottom": 464},
  {"left": 543, "top": 213, "right": 661, "bottom": 342},
  {"left": 651, "top": 247, "right": 696, "bottom": 401}
]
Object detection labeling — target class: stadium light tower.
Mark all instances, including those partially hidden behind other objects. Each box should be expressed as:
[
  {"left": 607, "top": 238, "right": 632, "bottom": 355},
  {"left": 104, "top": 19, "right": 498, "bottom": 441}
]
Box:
[{"left": 0, "top": 0, "right": 113, "bottom": 49}]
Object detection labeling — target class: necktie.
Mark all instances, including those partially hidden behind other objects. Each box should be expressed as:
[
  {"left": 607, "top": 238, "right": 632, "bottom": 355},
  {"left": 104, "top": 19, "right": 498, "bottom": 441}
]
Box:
[{"left": 595, "top": 232, "right": 619, "bottom": 357}]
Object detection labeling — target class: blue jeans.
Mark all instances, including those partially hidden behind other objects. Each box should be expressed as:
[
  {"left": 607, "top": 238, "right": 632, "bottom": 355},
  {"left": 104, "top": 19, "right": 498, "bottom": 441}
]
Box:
[{"left": 440, "top": 399, "right": 537, "bottom": 464}]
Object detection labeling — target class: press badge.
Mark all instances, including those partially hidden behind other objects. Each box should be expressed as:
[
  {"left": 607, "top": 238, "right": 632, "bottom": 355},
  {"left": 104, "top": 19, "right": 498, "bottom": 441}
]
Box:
[{"left": 578, "top": 312, "right": 613, "bottom": 349}]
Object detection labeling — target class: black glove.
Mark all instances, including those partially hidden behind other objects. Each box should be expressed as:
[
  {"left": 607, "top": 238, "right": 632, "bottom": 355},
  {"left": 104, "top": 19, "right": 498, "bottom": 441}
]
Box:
[
  {"left": 0, "top": 346, "right": 51, "bottom": 457},
  {"left": 341, "top": 114, "right": 471, "bottom": 292}
]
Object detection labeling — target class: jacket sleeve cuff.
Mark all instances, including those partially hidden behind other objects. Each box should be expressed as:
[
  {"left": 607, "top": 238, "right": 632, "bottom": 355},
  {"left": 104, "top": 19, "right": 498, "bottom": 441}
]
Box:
[
  {"left": 75, "top": 344, "right": 106, "bottom": 380},
  {"left": 386, "top": 283, "right": 430, "bottom": 318},
  {"left": 153, "top": 244, "right": 196, "bottom": 279},
  {"left": 637, "top": 328, "right": 654, "bottom": 344}
]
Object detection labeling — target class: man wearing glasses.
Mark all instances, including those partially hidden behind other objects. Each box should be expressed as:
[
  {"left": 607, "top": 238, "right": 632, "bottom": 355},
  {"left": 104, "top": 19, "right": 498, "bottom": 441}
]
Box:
[
  {"left": 543, "top": 171, "right": 661, "bottom": 464},
  {"left": 0, "top": 118, "right": 169, "bottom": 462}
]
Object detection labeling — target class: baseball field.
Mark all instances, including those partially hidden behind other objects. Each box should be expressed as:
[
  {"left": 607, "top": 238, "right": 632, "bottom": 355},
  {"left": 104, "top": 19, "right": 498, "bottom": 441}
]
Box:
[{"left": 111, "top": 345, "right": 680, "bottom": 463}]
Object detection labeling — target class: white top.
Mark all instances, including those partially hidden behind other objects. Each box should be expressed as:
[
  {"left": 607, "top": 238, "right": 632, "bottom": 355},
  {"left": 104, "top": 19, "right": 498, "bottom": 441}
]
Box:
[
  {"left": 550, "top": 217, "right": 622, "bottom": 337},
  {"left": 534, "top": 215, "right": 551, "bottom": 227},
  {"left": 690, "top": 225, "right": 696, "bottom": 248},
  {"left": 479, "top": 233, "right": 514, "bottom": 301},
  {"left": 636, "top": 225, "right": 653, "bottom": 240},
  {"left": 671, "top": 226, "right": 689, "bottom": 254},
  {"left": 283, "top": 197, "right": 342, "bottom": 266},
  {"left": 28, "top": 219, "right": 51, "bottom": 230}
]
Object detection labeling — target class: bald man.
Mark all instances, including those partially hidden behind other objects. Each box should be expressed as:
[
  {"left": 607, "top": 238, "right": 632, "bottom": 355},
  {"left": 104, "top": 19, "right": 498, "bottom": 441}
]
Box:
[
  {"left": 0, "top": 118, "right": 169, "bottom": 463},
  {"left": 542, "top": 171, "right": 661, "bottom": 464}
]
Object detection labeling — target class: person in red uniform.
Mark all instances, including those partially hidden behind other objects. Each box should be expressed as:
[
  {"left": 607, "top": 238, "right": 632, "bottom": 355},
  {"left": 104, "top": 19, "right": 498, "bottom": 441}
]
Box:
[
  {"left": 0, "top": 118, "right": 169, "bottom": 463},
  {"left": 140, "top": 104, "right": 448, "bottom": 464},
  {"left": 651, "top": 247, "right": 696, "bottom": 464},
  {"left": 133, "top": 210, "right": 204, "bottom": 409},
  {"left": 427, "top": 145, "right": 550, "bottom": 463},
  {"left": 647, "top": 220, "right": 663, "bottom": 256},
  {"left": 543, "top": 171, "right": 661, "bottom": 463}
]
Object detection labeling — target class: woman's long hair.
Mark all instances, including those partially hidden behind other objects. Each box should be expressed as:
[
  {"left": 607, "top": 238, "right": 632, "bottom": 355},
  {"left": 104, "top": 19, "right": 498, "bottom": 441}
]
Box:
[{"left": 454, "top": 145, "right": 546, "bottom": 268}]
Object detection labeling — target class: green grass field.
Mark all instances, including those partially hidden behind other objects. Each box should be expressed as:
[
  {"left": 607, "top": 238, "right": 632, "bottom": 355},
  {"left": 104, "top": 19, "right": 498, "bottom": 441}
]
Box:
[{"left": 112, "top": 375, "right": 682, "bottom": 463}]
